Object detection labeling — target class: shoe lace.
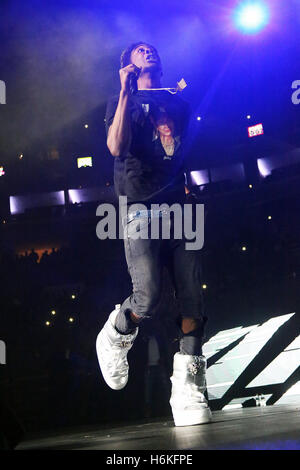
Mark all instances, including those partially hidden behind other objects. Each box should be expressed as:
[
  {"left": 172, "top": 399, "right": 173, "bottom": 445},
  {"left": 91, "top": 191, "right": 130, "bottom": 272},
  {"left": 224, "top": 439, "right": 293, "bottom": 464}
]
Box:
[
  {"left": 187, "top": 357, "right": 205, "bottom": 376},
  {"left": 115, "top": 340, "right": 133, "bottom": 348},
  {"left": 186, "top": 359, "right": 206, "bottom": 403},
  {"left": 107, "top": 340, "right": 133, "bottom": 377}
]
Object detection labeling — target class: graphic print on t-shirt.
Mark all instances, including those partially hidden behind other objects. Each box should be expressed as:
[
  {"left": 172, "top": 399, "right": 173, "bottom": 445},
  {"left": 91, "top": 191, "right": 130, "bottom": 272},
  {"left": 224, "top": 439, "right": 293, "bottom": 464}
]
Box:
[
  {"left": 149, "top": 106, "right": 180, "bottom": 160},
  {"left": 105, "top": 90, "right": 189, "bottom": 204}
]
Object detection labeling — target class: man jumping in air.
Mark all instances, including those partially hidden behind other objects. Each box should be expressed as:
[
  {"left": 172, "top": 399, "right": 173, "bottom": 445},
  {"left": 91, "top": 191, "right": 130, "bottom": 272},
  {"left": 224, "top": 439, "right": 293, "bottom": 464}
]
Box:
[{"left": 96, "top": 42, "right": 212, "bottom": 427}]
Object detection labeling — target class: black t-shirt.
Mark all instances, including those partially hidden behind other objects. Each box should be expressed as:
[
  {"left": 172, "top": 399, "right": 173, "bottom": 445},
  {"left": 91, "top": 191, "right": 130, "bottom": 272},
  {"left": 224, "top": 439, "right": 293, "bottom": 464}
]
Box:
[{"left": 105, "top": 90, "right": 190, "bottom": 206}]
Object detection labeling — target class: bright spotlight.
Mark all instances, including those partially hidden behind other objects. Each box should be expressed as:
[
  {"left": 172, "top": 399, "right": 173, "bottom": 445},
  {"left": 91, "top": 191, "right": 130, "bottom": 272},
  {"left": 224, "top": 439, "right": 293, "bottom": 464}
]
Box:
[{"left": 234, "top": 2, "right": 270, "bottom": 34}]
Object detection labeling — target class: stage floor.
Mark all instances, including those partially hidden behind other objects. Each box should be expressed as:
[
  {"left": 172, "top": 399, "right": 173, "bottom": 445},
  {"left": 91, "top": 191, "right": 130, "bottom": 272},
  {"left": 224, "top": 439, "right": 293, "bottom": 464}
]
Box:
[{"left": 16, "top": 404, "right": 300, "bottom": 450}]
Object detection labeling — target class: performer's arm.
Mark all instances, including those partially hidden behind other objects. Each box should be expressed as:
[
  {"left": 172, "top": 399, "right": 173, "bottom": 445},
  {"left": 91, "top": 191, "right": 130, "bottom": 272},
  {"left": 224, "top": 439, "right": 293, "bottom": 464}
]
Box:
[{"left": 107, "top": 64, "right": 140, "bottom": 157}]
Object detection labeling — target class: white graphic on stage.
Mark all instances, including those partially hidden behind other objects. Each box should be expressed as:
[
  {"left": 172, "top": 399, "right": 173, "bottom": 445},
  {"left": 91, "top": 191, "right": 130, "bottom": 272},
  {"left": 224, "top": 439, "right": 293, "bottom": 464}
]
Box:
[{"left": 203, "top": 313, "right": 300, "bottom": 408}]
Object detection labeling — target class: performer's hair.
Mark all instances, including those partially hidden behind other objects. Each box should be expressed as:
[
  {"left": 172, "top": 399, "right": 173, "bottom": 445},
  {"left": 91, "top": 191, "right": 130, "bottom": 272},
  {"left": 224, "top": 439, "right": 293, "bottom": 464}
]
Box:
[{"left": 120, "top": 42, "right": 158, "bottom": 68}]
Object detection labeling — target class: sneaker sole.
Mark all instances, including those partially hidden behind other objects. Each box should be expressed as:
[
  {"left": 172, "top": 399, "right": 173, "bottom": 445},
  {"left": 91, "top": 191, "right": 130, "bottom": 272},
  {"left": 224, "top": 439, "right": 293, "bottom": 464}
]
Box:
[
  {"left": 172, "top": 407, "right": 212, "bottom": 427},
  {"left": 96, "top": 329, "right": 128, "bottom": 391}
]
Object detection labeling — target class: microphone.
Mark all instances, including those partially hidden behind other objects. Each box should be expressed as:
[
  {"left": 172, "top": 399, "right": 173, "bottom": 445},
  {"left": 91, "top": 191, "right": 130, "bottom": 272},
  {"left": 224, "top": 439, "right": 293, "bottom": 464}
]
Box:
[{"left": 129, "top": 73, "right": 138, "bottom": 95}]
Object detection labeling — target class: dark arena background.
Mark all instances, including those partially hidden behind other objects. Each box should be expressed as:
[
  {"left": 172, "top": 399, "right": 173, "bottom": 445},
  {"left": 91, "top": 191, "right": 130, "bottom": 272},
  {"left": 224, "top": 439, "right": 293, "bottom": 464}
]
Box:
[{"left": 0, "top": 0, "right": 300, "bottom": 453}]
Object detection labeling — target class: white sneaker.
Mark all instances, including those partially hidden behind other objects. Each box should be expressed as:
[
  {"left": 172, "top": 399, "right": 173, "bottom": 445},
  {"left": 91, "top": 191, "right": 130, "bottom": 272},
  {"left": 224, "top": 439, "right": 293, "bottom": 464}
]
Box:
[
  {"left": 96, "top": 307, "right": 138, "bottom": 390},
  {"left": 170, "top": 353, "right": 212, "bottom": 426}
]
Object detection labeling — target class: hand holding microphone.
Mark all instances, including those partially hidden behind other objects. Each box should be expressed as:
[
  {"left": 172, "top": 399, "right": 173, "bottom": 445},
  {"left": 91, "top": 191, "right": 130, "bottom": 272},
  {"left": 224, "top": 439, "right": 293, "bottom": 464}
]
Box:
[{"left": 119, "top": 64, "right": 141, "bottom": 94}]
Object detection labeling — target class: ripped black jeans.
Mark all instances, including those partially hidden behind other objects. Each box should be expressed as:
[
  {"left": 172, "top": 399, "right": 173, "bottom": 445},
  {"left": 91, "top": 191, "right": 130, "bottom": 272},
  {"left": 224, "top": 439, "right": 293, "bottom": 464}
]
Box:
[{"left": 118, "top": 208, "right": 207, "bottom": 342}]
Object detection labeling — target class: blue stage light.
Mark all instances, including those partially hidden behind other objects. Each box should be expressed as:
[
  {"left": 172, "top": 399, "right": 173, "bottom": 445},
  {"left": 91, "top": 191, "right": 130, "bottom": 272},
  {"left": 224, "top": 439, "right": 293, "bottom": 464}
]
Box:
[{"left": 234, "top": 2, "right": 270, "bottom": 34}]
